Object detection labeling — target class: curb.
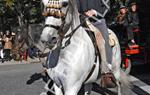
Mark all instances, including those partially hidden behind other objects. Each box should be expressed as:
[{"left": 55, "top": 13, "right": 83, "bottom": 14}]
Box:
[{"left": 0, "top": 58, "right": 41, "bottom": 65}]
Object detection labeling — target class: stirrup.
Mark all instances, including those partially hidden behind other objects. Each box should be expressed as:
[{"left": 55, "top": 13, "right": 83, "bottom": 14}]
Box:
[{"left": 100, "top": 72, "right": 117, "bottom": 88}]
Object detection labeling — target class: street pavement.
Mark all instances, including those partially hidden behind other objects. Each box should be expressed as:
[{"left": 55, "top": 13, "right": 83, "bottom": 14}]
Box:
[
  {"left": 0, "top": 61, "right": 46, "bottom": 95},
  {"left": 0, "top": 61, "right": 150, "bottom": 95}
]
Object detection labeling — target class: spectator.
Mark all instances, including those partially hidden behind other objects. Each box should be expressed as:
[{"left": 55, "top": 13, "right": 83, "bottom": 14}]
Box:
[
  {"left": 3, "top": 30, "right": 12, "bottom": 61},
  {"left": 116, "top": 3, "right": 138, "bottom": 47},
  {"left": 116, "top": 4, "right": 128, "bottom": 25},
  {"left": 0, "top": 31, "right": 5, "bottom": 62},
  {"left": 128, "top": 2, "right": 139, "bottom": 32},
  {"left": 0, "top": 37, "right": 4, "bottom": 63},
  {"left": 127, "top": 2, "right": 139, "bottom": 47}
]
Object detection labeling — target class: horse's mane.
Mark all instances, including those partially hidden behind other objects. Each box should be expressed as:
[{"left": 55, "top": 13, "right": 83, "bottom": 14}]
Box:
[{"left": 69, "top": 0, "right": 81, "bottom": 29}]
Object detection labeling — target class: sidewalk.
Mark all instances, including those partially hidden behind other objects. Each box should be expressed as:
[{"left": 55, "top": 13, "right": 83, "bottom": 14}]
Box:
[{"left": 0, "top": 58, "right": 41, "bottom": 65}]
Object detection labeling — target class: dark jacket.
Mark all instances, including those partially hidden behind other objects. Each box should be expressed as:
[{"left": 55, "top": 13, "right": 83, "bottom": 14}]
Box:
[
  {"left": 76, "top": 0, "right": 110, "bottom": 18},
  {"left": 128, "top": 12, "right": 139, "bottom": 28}
]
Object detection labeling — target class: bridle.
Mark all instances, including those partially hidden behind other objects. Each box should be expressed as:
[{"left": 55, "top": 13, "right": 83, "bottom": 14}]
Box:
[{"left": 43, "top": 0, "right": 85, "bottom": 49}]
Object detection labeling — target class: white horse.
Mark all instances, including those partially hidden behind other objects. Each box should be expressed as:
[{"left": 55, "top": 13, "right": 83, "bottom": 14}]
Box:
[{"left": 41, "top": 0, "right": 131, "bottom": 95}]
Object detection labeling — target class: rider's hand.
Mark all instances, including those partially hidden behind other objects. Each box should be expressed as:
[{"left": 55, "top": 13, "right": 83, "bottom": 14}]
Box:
[{"left": 84, "top": 9, "right": 97, "bottom": 17}]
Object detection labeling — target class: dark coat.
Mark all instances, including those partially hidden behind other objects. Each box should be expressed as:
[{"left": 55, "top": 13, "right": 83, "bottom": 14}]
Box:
[
  {"left": 76, "top": 0, "right": 110, "bottom": 17},
  {"left": 128, "top": 12, "right": 139, "bottom": 28}
]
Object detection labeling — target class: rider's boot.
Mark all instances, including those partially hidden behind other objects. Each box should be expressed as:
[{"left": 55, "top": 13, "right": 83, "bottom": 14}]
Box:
[
  {"left": 100, "top": 60, "right": 116, "bottom": 88},
  {"left": 100, "top": 72, "right": 117, "bottom": 88}
]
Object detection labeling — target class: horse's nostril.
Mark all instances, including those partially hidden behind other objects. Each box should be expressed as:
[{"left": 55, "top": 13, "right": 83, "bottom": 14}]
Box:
[
  {"left": 52, "top": 37, "right": 57, "bottom": 40},
  {"left": 41, "top": 40, "right": 45, "bottom": 44},
  {"left": 51, "top": 37, "right": 57, "bottom": 43}
]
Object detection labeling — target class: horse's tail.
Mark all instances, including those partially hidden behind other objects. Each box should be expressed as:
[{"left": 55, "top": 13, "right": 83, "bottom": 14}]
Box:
[{"left": 119, "top": 69, "right": 131, "bottom": 88}]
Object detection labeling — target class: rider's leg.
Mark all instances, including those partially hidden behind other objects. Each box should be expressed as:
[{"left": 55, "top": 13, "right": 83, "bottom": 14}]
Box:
[
  {"left": 93, "top": 19, "right": 112, "bottom": 73},
  {"left": 93, "top": 19, "right": 117, "bottom": 88}
]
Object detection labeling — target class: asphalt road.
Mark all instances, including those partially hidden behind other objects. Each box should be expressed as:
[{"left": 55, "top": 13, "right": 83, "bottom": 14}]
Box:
[
  {"left": 0, "top": 62, "right": 46, "bottom": 95},
  {"left": 0, "top": 62, "right": 150, "bottom": 95}
]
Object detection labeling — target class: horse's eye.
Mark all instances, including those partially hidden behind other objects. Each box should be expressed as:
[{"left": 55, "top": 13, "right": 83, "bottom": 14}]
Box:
[{"left": 62, "top": 2, "right": 68, "bottom": 7}]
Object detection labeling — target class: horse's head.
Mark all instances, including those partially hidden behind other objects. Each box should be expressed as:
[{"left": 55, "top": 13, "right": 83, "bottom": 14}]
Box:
[{"left": 41, "top": 0, "right": 78, "bottom": 47}]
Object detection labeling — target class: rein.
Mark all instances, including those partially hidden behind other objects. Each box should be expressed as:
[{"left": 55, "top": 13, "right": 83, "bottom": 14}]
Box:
[{"left": 61, "top": 20, "right": 84, "bottom": 48}]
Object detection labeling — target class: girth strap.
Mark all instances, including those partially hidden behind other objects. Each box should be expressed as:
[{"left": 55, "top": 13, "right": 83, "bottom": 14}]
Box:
[{"left": 84, "top": 63, "right": 96, "bottom": 82}]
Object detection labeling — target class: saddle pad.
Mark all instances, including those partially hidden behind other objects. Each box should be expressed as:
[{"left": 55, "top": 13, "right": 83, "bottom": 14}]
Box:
[{"left": 85, "top": 20, "right": 116, "bottom": 47}]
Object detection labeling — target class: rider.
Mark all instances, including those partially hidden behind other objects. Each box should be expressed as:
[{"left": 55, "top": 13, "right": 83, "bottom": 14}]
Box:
[{"left": 76, "top": 0, "right": 115, "bottom": 87}]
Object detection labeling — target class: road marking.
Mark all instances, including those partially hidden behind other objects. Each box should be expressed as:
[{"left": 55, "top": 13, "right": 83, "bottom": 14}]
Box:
[{"left": 130, "top": 76, "right": 150, "bottom": 94}]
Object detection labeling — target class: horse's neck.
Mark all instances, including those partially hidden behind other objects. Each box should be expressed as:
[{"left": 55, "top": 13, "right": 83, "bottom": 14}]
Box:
[{"left": 61, "top": 26, "right": 94, "bottom": 59}]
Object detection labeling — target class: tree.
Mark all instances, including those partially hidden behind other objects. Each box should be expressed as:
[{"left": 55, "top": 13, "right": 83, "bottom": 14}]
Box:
[{"left": 5, "top": 0, "right": 14, "bottom": 8}]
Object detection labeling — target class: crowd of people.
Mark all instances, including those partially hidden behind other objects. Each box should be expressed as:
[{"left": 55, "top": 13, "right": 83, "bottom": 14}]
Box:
[
  {"left": 0, "top": 30, "right": 39, "bottom": 63},
  {"left": 114, "top": 1, "right": 139, "bottom": 48}
]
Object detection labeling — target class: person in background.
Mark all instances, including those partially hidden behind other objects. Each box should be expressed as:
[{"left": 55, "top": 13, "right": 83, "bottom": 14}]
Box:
[
  {"left": 116, "top": 4, "right": 129, "bottom": 41},
  {"left": 3, "top": 30, "right": 12, "bottom": 61},
  {"left": 116, "top": 4, "right": 128, "bottom": 25},
  {"left": 11, "top": 31, "right": 16, "bottom": 45},
  {"left": 128, "top": 2, "right": 139, "bottom": 45},
  {"left": 116, "top": 3, "right": 137, "bottom": 47},
  {"left": 0, "top": 31, "right": 3, "bottom": 38},
  {"left": 0, "top": 37, "right": 4, "bottom": 63}
]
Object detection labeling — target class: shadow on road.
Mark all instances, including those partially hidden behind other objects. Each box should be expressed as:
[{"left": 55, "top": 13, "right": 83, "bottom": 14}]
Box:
[
  {"left": 26, "top": 72, "right": 48, "bottom": 85},
  {"left": 132, "top": 85, "right": 150, "bottom": 95},
  {"left": 92, "top": 83, "right": 117, "bottom": 95}
]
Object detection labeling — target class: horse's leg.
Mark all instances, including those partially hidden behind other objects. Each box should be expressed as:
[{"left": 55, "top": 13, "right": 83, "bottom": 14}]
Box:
[
  {"left": 65, "top": 87, "right": 79, "bottom": 95},
  {"left": 116, "top": 81, "right": 121, "bottom": 95},
  {"left": 84, "top": 83, "right": 93, "bottom": 95},
  {"left": 45, "top": 79, "right": 55, "bottom": 95},
  {"left": 65, "top": 81, "right": 83, "bottom": 95},
  {"left": 54, "top": 83, "right": 63, "bottom": 95}
]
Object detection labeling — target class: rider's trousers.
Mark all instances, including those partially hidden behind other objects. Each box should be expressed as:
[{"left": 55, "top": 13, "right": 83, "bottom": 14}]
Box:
[{"left": 93, "top": 19, "right": 112, "bottom": 73}]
